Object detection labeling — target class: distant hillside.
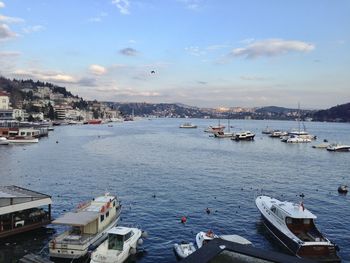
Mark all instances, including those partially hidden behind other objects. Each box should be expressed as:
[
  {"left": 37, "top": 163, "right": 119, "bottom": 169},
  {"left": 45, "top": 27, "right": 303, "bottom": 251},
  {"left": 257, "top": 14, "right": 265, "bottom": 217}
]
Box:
[
  {"left": 256, "top": 106, "right": 297, "bottom": 114},
  {"left": 312, "top": 103, "right": 350, "bottom": 122},
  {"left": 0, "top": 76, "right": 79, "bottom": 107}
]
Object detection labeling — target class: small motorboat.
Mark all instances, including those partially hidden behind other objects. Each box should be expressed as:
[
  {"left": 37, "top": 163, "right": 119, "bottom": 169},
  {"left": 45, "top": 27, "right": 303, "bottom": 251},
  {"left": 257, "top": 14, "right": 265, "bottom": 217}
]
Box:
[
  {"left": 173, "top": 241, "right": 196, "bottom": 259},
  {"left": 232, "top": 131, "right": 255, "bottom": 141},
  {"left": 338, "top": 185, "right": 348, "bottom": 194},
  {"left": 214, "top": 131, "right": 234, "bottom": 138},
  {"left": 90, "top": 226, "right": 145, "bottom": 263},
  {"left": 0, "top": 137, "right": 9, "bottom": 145},
  {"left": 196, "top": 230, "right": 219, "bottom": 248},
  {"left": 327, "top": 143, "right": 350, "bottom": 152},
  {"left": 269, "top": 131, "right": 288, "bottom": 138},
  {"left": 256, "top": 195, "right": 340, "bottom": 262},
  {"left": 180, "top": 123, "right": 197, "bottom": 128},
  {"left": 312, "top": 143, "right": 330, "bottom": 149},
  {"left": 204, "top": 125, "right": 225, "bottom": 133}
]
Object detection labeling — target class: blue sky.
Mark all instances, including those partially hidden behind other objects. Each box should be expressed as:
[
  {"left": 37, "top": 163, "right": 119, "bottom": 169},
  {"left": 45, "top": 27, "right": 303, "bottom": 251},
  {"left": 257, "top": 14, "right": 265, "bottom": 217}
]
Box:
[{"left": 0, "top": 0, "right": 349, "bottom": 108}]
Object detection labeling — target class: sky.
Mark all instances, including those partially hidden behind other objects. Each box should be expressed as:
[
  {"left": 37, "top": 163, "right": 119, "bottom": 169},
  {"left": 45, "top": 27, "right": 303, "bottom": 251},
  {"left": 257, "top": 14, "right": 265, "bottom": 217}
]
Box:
[{"left": 0, "top": 0, "right": 349, "bottom": 109}]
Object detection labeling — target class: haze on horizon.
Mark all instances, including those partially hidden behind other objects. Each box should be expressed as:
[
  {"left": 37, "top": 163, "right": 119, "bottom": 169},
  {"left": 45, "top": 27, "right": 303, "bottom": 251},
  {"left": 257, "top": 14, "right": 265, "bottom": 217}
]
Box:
[{"left": 0, "top": 0, "right": 349, "bottom": 109}]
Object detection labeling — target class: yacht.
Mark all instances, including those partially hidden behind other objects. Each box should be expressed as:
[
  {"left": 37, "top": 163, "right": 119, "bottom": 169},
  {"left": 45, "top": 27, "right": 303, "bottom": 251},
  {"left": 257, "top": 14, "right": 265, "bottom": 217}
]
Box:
[
  {"left": 326, "top": 143, "right": 350, "bottom": 152},
  {"left": 179, "top": 123, "right": 197, "bottom": 128},
  {"left": 262, "top": 127, "right": 274, "bottom": 134},
  {"left": 90, "top": 226, "right": 145, "bottom": 263},
  {"left": 256, "top": 196, "right": 340, "bottom": 262},
  {"left": 49, "top": 193, "right": 121, "bottom": 260},
  {"left": 232, "top": 131, "right": 255, "bottom": 141}
]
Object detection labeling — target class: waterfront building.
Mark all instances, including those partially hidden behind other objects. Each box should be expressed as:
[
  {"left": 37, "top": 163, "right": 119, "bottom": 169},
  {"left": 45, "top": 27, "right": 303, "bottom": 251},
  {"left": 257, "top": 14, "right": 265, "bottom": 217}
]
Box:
[
  {"left": 0, "top": 91, "right": 10, "bottom": 110},
  {"left": 0, "top": 186, "right": 52, "bottom": 239}
]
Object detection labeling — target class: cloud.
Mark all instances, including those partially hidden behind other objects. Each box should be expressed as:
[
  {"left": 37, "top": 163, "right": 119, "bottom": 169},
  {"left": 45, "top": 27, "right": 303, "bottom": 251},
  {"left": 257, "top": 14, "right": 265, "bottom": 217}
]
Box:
[
  {"left": 119, "top": 47, "right": 139, "bottom": 56},
  {"left": 12, "top": 69, "right": 77, "bottom": 84},
  {"left": 240, "top": 75, "right": 269, "bottom": 81},
  {"left": 0, "top": 24, "right": 16, "bottom": 40},
  {"left": 89, "top": 64, "right": 107, "bottom": 75},
  {"left": 0, "top": 15, "right": 24, "bottom": 24},
  {"left": 185, "top": 46, "right": 205, "bottom": 56},
  {"left": 112, "top": 0, "right": 130, "bottom": 15},
  {"left": 22, "top": 25, "right": 45, "bottom": 34},
  {"left": 230, "top": 39, "right": 315, "bottom": 59},
  {"left": 0, "top": 2, "right": 5, "bottom": 8},
  {"left": 0, "top": 51, "right": 21, "bottom": 57},
  {"left": 178, "top": 0, "right": 202, "bottom": 10},
  {"left": 89, "top": 12, "right": 108, "bottom": 23}
]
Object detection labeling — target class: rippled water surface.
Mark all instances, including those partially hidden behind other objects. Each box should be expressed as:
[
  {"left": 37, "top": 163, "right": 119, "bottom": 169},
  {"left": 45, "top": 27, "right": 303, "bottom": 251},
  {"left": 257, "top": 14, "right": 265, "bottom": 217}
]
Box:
[{"left": 1, "top": 119, "right": 350, "bottom": 262}]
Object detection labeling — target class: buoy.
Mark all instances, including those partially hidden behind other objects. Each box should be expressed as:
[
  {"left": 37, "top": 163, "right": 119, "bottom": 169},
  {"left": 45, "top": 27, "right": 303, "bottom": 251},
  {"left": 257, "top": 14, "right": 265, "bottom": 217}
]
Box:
[
  {"left": 181, "top": 216, "right": 187, "bottom": 224},
  {"left": 338, "top": 185, "right": 348, "bottom": 194},
  {"left": 56, "top": 141, "right": 58, "bottom": 144},
  {"left": 137, "top": 238, "right": 144, "bottom": 246},
  {"left": 130, "top": 247, "right": 137, "bottom": 255},
  {"left": 141, "top": 231, "right": 148, "bottom": 238},
  {"left": 152, "top": 194, "right": 156, "bottom": 198},
  {"left": 206, "top": 208, "right": 211, "bottom": 214}
]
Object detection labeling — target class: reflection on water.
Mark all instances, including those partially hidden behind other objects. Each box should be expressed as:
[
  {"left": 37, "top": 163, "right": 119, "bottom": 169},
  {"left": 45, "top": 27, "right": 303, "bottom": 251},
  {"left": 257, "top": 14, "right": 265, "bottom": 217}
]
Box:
[{"left": 0, "top": 119, "right": 349, "bottom": 262}]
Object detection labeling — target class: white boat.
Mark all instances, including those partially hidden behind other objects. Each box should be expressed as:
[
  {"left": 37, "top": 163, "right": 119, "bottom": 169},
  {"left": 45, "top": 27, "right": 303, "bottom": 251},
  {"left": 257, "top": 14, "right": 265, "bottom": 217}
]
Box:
[
  {"left": 90, "top": 226, "right": 144, "bottom": 263},
  {"left": 180, "top": 123, "right": 197, "bottom": 128},
  {"left": 326, "top": 143, "right": 350, "bottom": 152},
  {"left": 286, "top": 135, "right": 311, "bottom": 143},
  {"left": 173, "top": 241, "right": 196, "bottom": 259},
  {"left": 7, "top": 136, "right": 39, "bottom": 143},
  {"left": 220, "top": 234, "right": 252, "bottom": 245},
  {"left": 0, "top": 137, "right": 9, "bottom": 145},
  {"left": 49, "top": 193, "right": 121, "bottom": 260},
  {"left": 312, "top": 143, "right": 330, "bottom": 149},
  {"left": 269, "top": 131, "right": 288, "bottom": 138},
  {"left": 256, "top": 195, "right": 340, "bottom": 262},
  {"left": 262, "top": 126, "right": 274, "bottom": 134},
  {"left": 196, "top": 230, "right": 219, "bottom": 248},
  {"left": 232, "top": 131, "right": 255, "bottom": 141},
  {"left": 214, "top": 131, "right": 235, "bottom": 138}
]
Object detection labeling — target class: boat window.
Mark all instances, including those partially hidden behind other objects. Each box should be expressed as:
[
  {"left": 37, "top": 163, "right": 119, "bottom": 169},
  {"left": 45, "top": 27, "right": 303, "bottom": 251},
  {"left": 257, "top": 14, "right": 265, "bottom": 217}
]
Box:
[
  {"left": 100, "top": 214, "right": 104, "bottom": 222},
  {"left": 106, "top": 211, "right": 109, "bottom": 218},
  {"left": 27, "top": 132, "right": 31, "bottom": 136},
  {"left": 303, "top": 219, "right": 310, "bottom": 224},
  {"left": 108, "top": 234, "right": 124, "bottom": 250},
  {"left": 271, "top": 207, "right": 276, "bottom": 213},
  {"left": 286, "top": 217, "right": 292, "bottom": 224},
  {"left": 21, "top": 132, "right": 25, "bottom": 136},
  {"left": 124, "top": 231, "right": 134, "bottom": 241},
  {"left": 113, "top": 201, "right": 115, "bottom": 207}
]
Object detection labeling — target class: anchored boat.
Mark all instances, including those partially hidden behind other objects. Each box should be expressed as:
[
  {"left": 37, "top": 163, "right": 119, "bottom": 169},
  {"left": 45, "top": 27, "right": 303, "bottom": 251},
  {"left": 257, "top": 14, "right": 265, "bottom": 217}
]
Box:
[
  {"left": 90, "top": 226, "right": 145, "bottom": 263},
  {"left": 49, "top": 193, "right": 121, "bottom": 260},
  {"left": 256, "top": 195, "right": 340, "bottom": 262}
]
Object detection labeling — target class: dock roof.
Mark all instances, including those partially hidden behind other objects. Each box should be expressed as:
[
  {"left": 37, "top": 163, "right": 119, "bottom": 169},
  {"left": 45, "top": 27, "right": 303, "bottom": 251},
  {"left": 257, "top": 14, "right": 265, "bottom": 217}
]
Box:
[{"left": 0, "top": 185, "right": 52, "bottom": 215}]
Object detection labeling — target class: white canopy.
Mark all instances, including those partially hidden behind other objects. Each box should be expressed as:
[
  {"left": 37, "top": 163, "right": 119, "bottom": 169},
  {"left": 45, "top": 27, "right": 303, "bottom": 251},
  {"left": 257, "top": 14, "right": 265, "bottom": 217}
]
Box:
[{"left": 53, "top": 211, "right": 98, "bottom": 226}]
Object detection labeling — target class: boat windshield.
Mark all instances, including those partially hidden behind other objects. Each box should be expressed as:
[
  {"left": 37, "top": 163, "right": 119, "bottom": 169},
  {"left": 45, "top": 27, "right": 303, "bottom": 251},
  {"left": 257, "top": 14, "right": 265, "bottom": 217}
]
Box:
[{"left": 108, "top": 234, "right": 124, "bottom": 250}]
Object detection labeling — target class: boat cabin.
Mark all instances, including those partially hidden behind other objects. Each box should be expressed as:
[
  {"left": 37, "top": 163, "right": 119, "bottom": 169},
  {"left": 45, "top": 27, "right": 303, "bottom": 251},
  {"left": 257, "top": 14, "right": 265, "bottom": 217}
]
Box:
[
  {"left": 270, "top": 202, "right": 326, "bottom": 243},
  {"left": 107, "top": 227, "right": 135, "bottom": 251},
  {"left": 0, "top": 185, "right": 52, "bottom": 238},
  {"left": 52, "top": 195, "right": 120, "bottom": 243}
]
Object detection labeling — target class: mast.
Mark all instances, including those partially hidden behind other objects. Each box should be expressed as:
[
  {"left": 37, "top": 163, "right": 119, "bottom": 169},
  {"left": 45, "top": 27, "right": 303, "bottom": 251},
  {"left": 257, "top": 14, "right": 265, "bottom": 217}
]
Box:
[{"left": 298, "top": 102, "right": 301, "bottom": 133}]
